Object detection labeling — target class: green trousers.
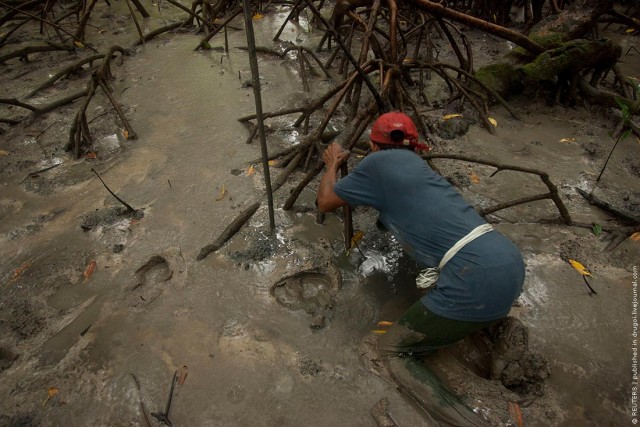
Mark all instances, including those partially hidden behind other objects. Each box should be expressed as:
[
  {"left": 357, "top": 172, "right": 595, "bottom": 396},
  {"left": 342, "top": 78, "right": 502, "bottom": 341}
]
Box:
[
  {"left": 377, "top": 300, "right": 498, "bottom": 426},
  {"left": 378, "top": 300, "right": 496, "bottom": 357}
]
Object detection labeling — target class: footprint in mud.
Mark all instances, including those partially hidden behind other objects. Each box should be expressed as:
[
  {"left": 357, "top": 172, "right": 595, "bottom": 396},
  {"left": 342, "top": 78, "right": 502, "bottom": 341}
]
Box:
[
  {"left": 0, "top": 346, "right": 18, "bottom": 371},
  {"left": 271, "top": 267, "right": 340, "bottom": 330},
  {"left": 129, "top": 255, "right": 174, "bottom": 308}
]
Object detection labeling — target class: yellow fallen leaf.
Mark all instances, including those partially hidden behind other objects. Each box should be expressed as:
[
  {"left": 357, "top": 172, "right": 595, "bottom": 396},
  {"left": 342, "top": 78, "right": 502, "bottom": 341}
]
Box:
[
  {"left": 253, "top": 13, "right": 263, "bottom": 20},
  {"left": 488, "top": 117, "right": 497, "bottom": 127},
  {"left": 178, "top": 365, "right": 188, "bottom": 386},
  {"left": 350, "top": 230, "right": 364, "bottom": 249},
  {"left": 122, "top": 129, "right": 129, "bottom": 139},
  {"left": 630, "top": 232, "right": 640, "bottom": 242},
  {"left": 43, "top": 386, "right": 59, "bottom": 407},
  {"left": 215, "top": 185, "right": 226, "bottom": 201},
  {"left": 492, "top": 14, "right": 497, "bottom": 22},
  {"left": 402, "top": 57, "right": 414, "bottom": 64},
  {"left": 507, "top": 401, "right": 524, "bottom": 427},
  {"left": 636, "top": 136, "right": 640, "bottom": 145},
  {"left": 0, "top": 149, "right": 9, "bottom": 156},
  {"left": 372, "top": 330, "right": 387, "bottom": 334},
  {"left": 559, "top": 137, "right": 576, "bottom": 143},
  {"left": 377, "top": 321, "right": 394, "bottom": 327},
  {"left": 569, "top": 259, "right": 592, "bottom": 277},
  {"left": 8, "top": 260, "right": 32, "bottom": 285},
  {"left": 268, "top": 160, "right": 277, "bottom": 166},
  {"left": 346, "top": 230, "right": 364, "bottom": 256},
  {"left": 470, "top": 172, "right": 481, "bottom": 184},
  {"left": 83, "top": 260, "right": 97, "bottom": 284},
  {"left": 74, "top": 41, "right": 84, "bottom": 48},
  {"left": 626, "top": 28, "right": 636, "bottom": 34},
  {"left": 442, "top": 114, "right": 463, "bottom": 121},
  {"left": 246, "top": 165, "right": 256, "bottom": 176}
]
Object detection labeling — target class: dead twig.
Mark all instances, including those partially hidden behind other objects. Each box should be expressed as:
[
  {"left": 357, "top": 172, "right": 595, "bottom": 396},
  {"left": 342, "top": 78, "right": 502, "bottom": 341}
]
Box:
[{"left": 91, "top": 168, "right": 137, "bottom": 213}]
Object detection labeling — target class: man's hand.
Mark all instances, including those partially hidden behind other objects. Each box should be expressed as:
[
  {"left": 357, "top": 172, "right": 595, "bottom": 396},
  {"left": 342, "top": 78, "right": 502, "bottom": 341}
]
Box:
[
  {"left": 317, "top": 142, "right": 349, "bottom": 212},
  {"left": 322, "top": 142, "right": 350, "bottom": 170}
]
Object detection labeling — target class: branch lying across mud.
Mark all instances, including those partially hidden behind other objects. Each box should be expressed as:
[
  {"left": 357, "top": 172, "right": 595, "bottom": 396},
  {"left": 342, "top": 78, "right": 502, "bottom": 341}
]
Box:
[
  {"left": 196, "top": 201, "right": 261, "bottom": 261},
  {"left": 422, "top": 153, "right": 573, "bottom": 225}
]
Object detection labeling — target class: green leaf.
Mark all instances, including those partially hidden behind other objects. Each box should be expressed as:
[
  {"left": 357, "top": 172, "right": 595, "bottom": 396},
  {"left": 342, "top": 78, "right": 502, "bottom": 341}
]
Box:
[
  {"left": 614, "top": 97, "right": 630, "bottom": 120},
  {"left": 620, "top": 128, "right": 633, "bottom": 143},
  {"left": 202, "top": 40, "right": 212, "bottom": 50},
  {"left": 591, "top": 222, "right": 602, "bottom": 236}
]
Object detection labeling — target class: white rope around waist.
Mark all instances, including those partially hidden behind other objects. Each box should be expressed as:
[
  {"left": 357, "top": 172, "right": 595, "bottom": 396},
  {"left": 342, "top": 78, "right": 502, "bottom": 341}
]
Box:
[{"left": 416, "top": 223, "right": 494, "bottom": 290}]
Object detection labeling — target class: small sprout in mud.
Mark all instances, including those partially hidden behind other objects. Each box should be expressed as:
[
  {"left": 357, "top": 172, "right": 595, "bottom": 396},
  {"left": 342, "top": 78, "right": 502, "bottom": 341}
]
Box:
[
  {"left": 591, "top": 223, "right": 602, "bottom": 236},
  {"left": 83, "top": 260, "right": 97, "bottom": 284},
  {"left": 442, "top": 114, "right": 463, "bottom": 121},
  {"left": 559, "top": 137, "right": 576, "bottom": 143},
  {"left": 246, "top": 165, "right": 256, "bottom": 176},
  {"left": 470, "top": 171, "right": 481, "bottom": 184},
  {"left": 630, "top": 232, "right": 640, "bottom": 242},
  {"left": 488, "top": 117, "right": 498, "bottom": 127},
  {"left": 43, "top": 387, "right": 59, "bottom": 407},
  {"left": 216, "top": 185, "right": 226, "bottom": 201},
  {"left": 372, "top": 330, "right": 387, "bottom": 334},
  {"left": 377, "top": 321, "right": 394, "bottom": 327}
]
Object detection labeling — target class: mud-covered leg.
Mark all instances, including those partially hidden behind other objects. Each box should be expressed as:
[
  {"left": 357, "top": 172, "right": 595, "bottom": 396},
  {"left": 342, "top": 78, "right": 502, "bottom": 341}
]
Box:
[{"left": 377, "top": 300, "right": 494, "bottom": 426}]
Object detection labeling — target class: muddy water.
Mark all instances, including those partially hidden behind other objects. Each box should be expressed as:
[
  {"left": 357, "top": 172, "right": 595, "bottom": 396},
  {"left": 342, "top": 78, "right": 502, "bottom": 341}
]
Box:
[{"left": 1, "top": 3, "right": 639, "bottom": 426}]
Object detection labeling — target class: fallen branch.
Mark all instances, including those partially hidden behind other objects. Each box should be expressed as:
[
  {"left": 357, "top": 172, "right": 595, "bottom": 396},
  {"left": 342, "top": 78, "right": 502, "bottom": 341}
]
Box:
[
  {"left": 423, "top": 153, "right": 573, "bottom": 224},
  {"left": 196, "top": 201, "right": 261, "bottom": 260},
  {"left": 575, "top": 188, "right": 640, "bottom": 225}
]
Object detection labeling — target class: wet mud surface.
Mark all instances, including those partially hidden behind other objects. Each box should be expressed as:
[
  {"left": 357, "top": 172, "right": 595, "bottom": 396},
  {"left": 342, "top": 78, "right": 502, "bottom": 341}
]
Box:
[{"left": 0, "top": 2, "right": 639, "bottom": 426}]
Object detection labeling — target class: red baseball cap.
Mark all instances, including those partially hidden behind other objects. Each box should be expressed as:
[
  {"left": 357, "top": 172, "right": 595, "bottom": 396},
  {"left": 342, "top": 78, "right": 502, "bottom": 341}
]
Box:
[{"left": 370, "top": 112, "right": 430, "bottom": 153}]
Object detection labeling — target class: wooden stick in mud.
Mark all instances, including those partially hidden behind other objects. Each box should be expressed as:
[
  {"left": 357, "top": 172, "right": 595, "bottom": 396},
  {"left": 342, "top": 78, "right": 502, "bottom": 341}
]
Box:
[
  {"left": 340, "top": 163, "right": 354, "bottom": 250},
  {"left": 91, "top": 168, "right": 137, "bottom": 213},
  {"left": 242, "top": 0, "right": 275, "bottom": 230},
  {"left": 196, "top": 202, "right": 262, "bottom": 260}
]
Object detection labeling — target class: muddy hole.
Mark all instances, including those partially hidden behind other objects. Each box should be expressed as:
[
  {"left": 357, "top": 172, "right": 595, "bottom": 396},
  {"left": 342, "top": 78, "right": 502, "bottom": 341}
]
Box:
[
  {"left": 444, "top": 317, "right": 550, "bottom": 394},
  {"left": 0, "top": 347, "right": 18, "bottom": 371},
  {"left": 271, "top": 270, "right": 337, "bottom": 330},
  {"left": 133, "top": 255, "right": 172, "bottom": 291}
]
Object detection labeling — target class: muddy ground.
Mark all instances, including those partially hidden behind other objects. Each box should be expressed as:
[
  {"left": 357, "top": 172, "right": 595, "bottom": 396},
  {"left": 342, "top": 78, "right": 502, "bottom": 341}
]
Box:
[{"left": 0, "top": 2, "right": 639, "bottom": 426}]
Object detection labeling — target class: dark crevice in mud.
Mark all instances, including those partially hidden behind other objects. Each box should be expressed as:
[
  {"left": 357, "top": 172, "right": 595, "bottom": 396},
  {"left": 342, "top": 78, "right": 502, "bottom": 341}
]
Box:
[
  {"left": 0, "top": 347, "right": 18, "bottom": 372},
  {"left": 80, "top": 205, "right": 144, "bottom": 231}
]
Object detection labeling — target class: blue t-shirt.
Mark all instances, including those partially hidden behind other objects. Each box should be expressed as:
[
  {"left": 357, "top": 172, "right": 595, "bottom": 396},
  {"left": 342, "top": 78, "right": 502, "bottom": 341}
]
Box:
[{"left": 334, "top": 149, "right": 524, "bottom": 322}]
